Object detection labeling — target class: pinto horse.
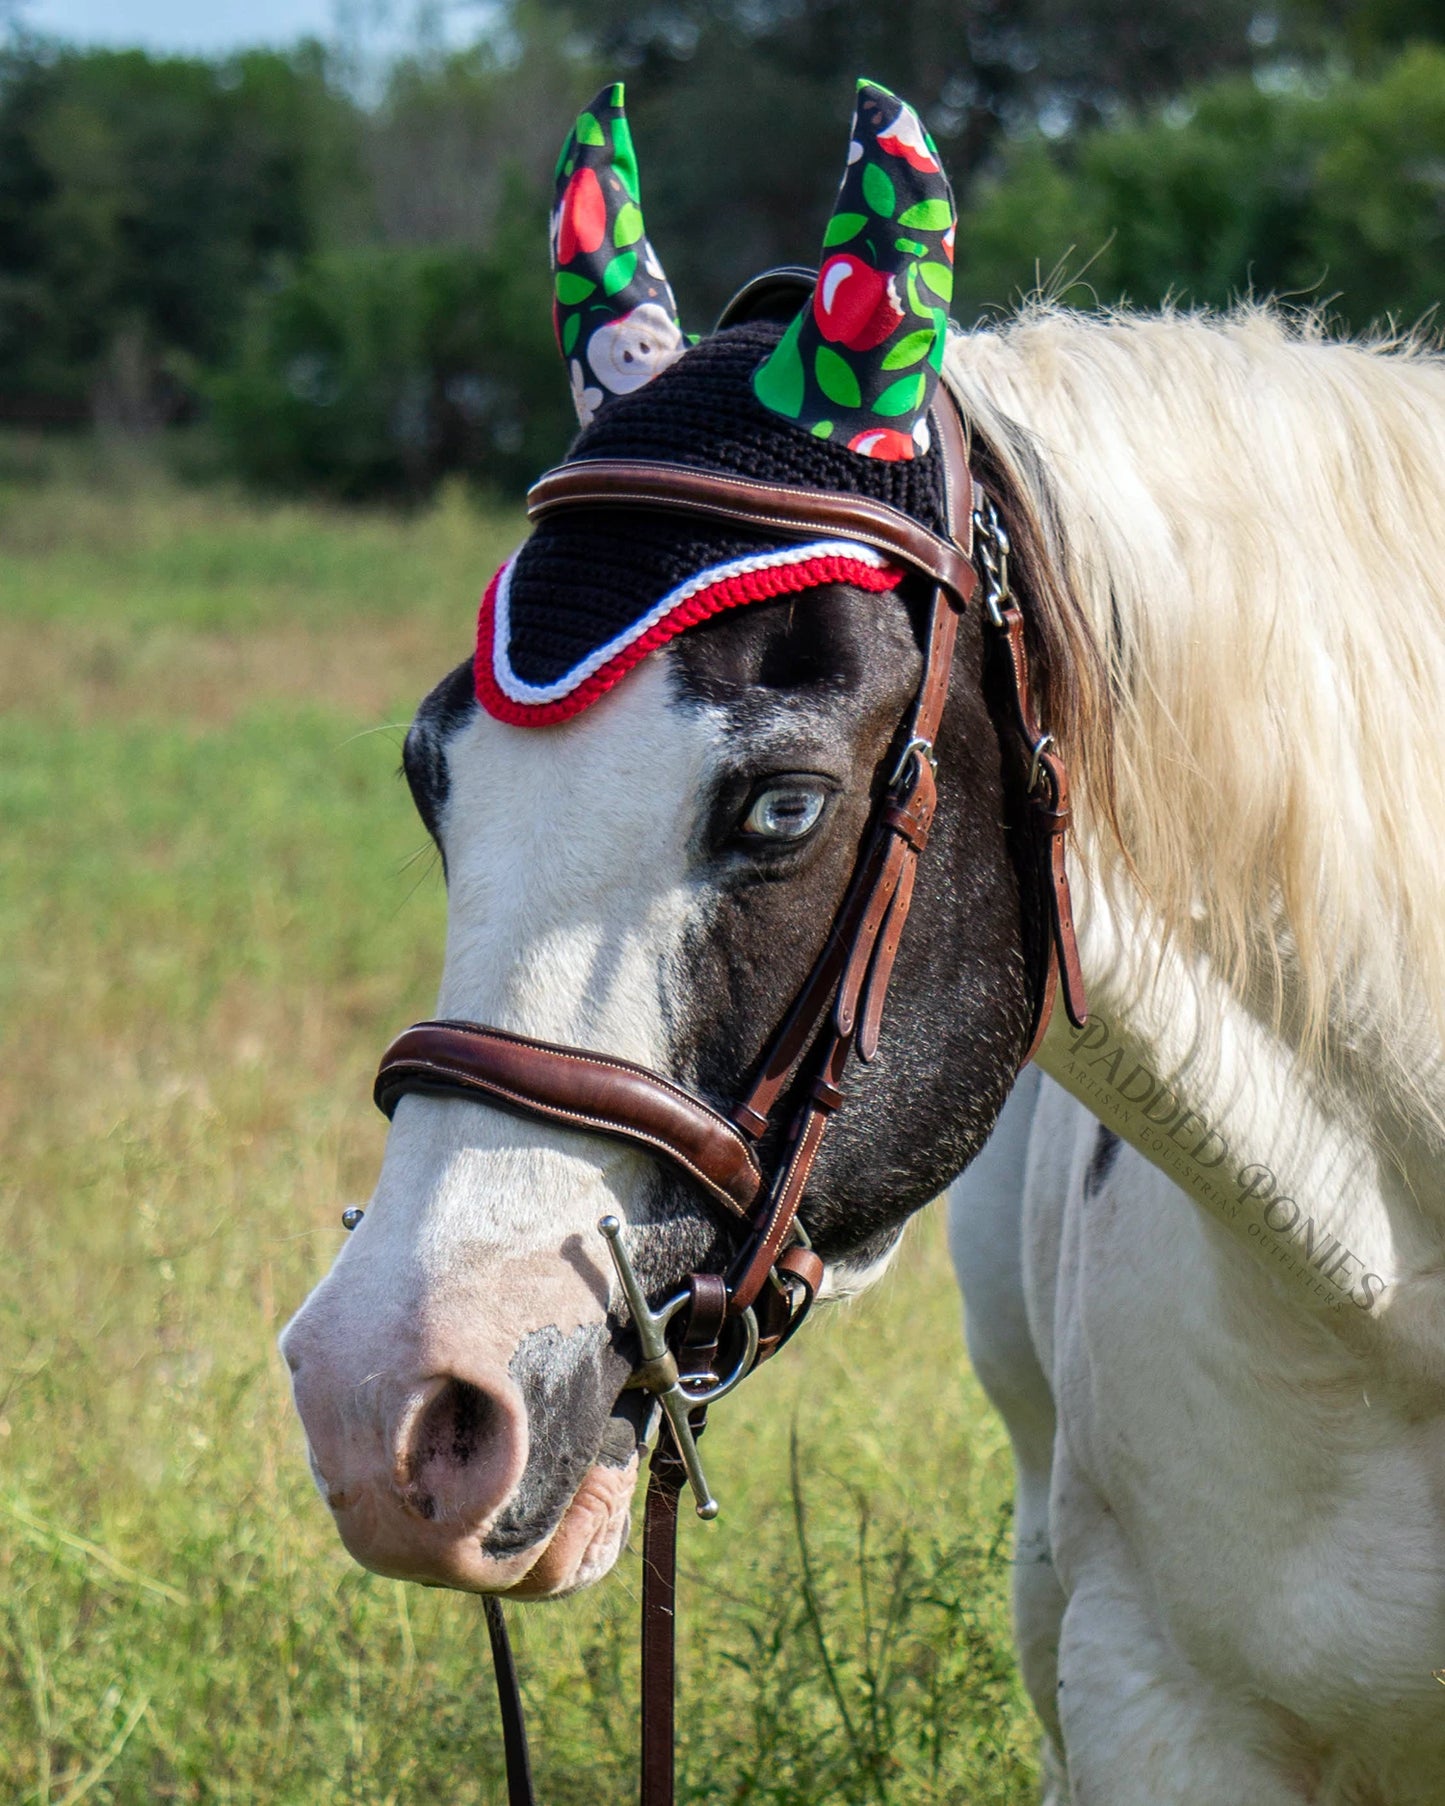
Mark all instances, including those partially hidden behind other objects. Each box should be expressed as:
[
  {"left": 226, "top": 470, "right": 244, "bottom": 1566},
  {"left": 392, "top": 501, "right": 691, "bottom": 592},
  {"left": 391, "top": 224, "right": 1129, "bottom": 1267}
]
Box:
[
  {"left": 282, "top": 80, "right": 1445, "bottom": 1805},
  {"left": 946, "top": 303, "right": 1445, "bottom": 1804}
]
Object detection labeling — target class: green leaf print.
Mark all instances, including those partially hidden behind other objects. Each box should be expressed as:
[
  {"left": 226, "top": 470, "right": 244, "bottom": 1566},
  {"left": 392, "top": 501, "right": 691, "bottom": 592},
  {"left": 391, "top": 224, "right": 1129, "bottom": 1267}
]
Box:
[
  {"left": 610, "top": 113, "right": 639, "bottom": 200},
  {"left": 815, "top": 345, "right": 862, "bottom": 408},
  {"left": 919, "top": 261, "right": 953, "bottom": 303},
  {"left": 752, "top": 314, "right": 806, "bottom": 419},
  {"left": 602, "top": 252, "right": 637, "bottom": 295},
  {"left": 897, "top": 198, "right": 952, "bottom": 231},
  {"left": 873, "top": 371, "right": 927, "bottom": 416},
  {"left": 823, "top": 212, "right": 868, "bottom": 248},
  {"left": 862, "top": 162, "right": 896, "bottom": 219},
  {"left": 880, "top": 328, "right": 934, "bottom": 370}
]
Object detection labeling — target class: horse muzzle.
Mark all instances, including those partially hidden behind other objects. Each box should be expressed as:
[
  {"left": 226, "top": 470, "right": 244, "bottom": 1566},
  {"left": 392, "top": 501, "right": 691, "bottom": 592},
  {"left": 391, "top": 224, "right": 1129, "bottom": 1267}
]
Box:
[{"left": 280, "top": 1269, "right": 643, "bottom": 1596}]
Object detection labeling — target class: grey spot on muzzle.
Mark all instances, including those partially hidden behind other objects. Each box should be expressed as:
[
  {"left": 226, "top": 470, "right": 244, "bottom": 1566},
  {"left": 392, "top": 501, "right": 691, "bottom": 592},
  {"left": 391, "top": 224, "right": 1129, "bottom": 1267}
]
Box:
[{"left": 482, "top": 1322, "right": 642, "bottom": 1557}]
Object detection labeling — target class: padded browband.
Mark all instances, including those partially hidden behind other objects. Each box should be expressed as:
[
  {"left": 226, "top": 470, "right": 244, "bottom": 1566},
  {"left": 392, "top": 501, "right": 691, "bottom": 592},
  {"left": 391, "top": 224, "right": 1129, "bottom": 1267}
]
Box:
[
  {"left": 526, "top": 460, "right": 978, "bottom": 605},
  {"left": 375, "top": 1021, "right": 764, "bottom": 1218}
]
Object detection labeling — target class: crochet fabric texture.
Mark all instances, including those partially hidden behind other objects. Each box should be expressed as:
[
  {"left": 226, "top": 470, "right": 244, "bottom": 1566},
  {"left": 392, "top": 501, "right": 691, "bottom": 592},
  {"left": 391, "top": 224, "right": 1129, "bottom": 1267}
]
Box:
[{"left": 478, "top": 320, "right": 949, "bottom": 725}]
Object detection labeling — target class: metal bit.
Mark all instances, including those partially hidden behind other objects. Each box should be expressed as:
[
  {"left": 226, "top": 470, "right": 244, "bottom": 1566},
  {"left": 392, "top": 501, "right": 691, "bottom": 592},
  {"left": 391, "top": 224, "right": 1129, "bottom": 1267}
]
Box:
[{"left": 598, "top": 1215, "right": 719, "bottom": 1520}]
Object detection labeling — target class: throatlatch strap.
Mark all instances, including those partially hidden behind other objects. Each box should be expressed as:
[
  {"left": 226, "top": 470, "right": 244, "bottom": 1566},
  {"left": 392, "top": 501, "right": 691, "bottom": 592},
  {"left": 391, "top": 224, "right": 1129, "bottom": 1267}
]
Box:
[{"left": 990, "top": 591, "right": 1087, "bottom": 1048}]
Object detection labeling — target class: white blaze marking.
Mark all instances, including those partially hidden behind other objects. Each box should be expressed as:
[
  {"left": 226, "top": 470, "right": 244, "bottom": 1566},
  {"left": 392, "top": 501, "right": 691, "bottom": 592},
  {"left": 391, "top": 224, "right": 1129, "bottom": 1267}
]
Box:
[
  {"left": 287, "top": 657, "right": 726, "bottom": 1386},
  {"left": 436, "top": 654, "right": 717, "bottom": 1062},
  {"left": 378, "top": 657, "right": 721, "bottom": 1269}
]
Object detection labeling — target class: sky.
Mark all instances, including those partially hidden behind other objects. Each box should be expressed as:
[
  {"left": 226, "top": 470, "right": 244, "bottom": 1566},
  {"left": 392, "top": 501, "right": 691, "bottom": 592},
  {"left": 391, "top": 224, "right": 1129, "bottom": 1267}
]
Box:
[{"left": 18, "top": 0, "right": 351, "bottom": 55}]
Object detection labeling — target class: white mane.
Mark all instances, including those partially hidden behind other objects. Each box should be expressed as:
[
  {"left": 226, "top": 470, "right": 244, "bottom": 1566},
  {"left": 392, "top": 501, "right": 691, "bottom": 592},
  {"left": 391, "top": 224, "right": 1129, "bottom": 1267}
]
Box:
[{"left": 945, "top": 305, "right": 1445, "bottom": 1127}]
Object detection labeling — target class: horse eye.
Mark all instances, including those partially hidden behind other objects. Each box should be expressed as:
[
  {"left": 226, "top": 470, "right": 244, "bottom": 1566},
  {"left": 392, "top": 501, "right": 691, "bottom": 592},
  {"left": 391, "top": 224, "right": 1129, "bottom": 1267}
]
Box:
[{"left": 740, "top": 783, "right": 827, "bottom": 841}]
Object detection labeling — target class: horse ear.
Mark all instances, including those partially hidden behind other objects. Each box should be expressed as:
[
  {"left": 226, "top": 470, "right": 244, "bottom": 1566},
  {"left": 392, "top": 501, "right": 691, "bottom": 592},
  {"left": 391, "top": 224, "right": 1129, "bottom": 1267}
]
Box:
[
  {"left": 752, "top": 81, "right": 955, "bottom": 461},
  {"left": 552, "top": 83, "right": 687, "bottom": 427}
]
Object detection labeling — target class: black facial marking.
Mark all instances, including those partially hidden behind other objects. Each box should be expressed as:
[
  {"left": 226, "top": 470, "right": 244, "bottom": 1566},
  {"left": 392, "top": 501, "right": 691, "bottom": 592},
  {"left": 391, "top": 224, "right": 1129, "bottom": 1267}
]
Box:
[
  {"left": 482, "top": 1322, "right": 637, "bottom": 1557},
  {"left": 402, "top": 656, "right": 476, "bottom": 856},
  {"left": 655, "top": 576, "right": 1038, "bottom": 1269},
  {"left": 1085, "top": 1126, "right": 1122, "bottom": 1198}
]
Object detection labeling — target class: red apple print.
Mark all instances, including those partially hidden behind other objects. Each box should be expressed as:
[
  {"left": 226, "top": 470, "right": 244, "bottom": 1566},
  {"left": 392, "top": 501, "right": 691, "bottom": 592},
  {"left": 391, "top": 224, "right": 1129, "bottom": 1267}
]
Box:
[
  {"left": 848, "top": 427, "right": 916, "bottom": 460},
  {"left": 557, "top": 167, "right": 607, "bottom": 266},
  {"left": 814, "top": 254, "right": 906, "bottom": 353},
  {"left": 877, "top": 106, "right": 940, "bottom": 173}
]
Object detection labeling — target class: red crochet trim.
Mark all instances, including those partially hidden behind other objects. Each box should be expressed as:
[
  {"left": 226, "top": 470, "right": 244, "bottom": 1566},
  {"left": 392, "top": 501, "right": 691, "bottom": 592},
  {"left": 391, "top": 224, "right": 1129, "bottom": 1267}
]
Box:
[{"left": 474, "top": 553, "right": 905, "bottom": 727}]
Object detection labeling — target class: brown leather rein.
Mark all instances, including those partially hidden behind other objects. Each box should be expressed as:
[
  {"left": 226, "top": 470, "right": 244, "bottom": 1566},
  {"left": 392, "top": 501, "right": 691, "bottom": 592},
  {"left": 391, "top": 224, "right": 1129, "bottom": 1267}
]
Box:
[{"left": 369, "top": 389, "right": 1085, "bottom": 1805}]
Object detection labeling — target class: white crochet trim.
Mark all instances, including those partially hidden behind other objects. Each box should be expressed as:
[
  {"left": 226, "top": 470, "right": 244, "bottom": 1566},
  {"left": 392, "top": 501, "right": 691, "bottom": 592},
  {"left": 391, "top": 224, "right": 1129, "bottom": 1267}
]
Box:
[{"left": 491, "top": 538, "right": 890, "bottom": 705}]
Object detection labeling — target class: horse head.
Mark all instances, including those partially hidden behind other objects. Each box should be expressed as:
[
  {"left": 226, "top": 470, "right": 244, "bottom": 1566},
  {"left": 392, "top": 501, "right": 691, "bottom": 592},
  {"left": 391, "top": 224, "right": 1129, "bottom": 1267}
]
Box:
[{"left": 280, "top": 80, "right": 1101, "bottom": 1597}]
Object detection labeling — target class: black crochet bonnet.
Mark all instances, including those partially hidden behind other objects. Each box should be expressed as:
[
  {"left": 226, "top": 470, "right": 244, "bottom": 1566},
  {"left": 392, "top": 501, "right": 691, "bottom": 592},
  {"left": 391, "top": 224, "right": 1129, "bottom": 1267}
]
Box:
[{"left": 476, "top": 320, "right": 950, "bottom": 725}]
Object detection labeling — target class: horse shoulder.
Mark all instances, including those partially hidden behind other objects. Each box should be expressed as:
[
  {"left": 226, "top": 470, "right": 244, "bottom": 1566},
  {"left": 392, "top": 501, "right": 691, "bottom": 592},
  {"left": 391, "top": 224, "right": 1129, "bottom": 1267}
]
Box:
[
  {"left": 948, "top": 1070, "right": 1098, "bottom": 1472},
  {"left": 1039, "top": 1103, "right": 1445, "bottom": 1797}
]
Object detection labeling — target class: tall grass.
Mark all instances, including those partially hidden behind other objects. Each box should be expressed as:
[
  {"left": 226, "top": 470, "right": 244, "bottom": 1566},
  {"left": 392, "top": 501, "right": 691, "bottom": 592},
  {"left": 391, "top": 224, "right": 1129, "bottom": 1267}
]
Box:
[{"left": 0, "top": 444, "right": 1037, "bottom": 1804}]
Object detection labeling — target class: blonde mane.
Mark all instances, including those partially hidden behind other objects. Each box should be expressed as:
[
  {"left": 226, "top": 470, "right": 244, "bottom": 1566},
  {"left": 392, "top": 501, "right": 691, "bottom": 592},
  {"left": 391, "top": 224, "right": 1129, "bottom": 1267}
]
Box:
[{"left": 945, "top": 305, "right": 1445, "bottom": 1122}]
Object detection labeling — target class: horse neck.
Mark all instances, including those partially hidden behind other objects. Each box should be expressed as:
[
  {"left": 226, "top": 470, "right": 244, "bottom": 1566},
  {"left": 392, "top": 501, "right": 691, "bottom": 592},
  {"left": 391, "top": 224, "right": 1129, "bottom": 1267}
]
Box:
[
  {"left": 1047, "top": 883, "right": 1445, "bottom": 1391},
  {"left": 945, "top": 311, "right": 1445, "bottom": 1369}
]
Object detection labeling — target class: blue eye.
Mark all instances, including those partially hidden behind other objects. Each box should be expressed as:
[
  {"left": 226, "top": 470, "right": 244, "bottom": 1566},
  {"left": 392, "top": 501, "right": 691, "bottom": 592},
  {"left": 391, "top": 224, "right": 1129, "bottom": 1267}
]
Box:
[{"left": 741, "top": 784, "right": 827, "bottom": 841}]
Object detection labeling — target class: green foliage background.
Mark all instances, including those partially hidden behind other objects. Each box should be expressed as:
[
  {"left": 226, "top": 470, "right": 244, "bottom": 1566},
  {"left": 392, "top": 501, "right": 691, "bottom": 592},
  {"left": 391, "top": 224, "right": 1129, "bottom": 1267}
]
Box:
[
  {"left": 959, "top": 47, "right": 1445, "bottom": 330},
  {"left": 5, "top": 4, "right": 1445, "bottom": 1796},
  {"left": 3, "top": 3, "right": 1445, "bottom": 494}
]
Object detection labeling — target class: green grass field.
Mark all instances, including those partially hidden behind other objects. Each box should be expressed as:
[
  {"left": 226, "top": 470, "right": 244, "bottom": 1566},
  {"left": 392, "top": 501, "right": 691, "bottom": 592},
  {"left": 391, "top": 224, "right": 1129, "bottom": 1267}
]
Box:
[{"left": 0, "top": 441, "right": 1039, "bottom": 1805}]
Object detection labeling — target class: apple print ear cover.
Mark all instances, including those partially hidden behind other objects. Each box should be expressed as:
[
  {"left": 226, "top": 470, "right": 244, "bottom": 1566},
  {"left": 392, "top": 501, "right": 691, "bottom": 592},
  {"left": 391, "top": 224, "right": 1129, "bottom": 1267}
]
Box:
[
  {"left": 474, "top": 75, "right": 956, "bottom": 728},
  {"left": 752, "top": 80, "right": 955, "bottom": 461},
  {"left": 551, "top": 81, "right": 687, "bottom": 427}
]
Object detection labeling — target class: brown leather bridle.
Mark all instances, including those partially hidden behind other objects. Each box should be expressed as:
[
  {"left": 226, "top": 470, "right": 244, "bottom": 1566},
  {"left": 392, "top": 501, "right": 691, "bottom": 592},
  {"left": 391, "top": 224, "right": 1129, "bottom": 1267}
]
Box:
[{"left": 369, "top": 384, "right": 1085, "bottom": 1805}]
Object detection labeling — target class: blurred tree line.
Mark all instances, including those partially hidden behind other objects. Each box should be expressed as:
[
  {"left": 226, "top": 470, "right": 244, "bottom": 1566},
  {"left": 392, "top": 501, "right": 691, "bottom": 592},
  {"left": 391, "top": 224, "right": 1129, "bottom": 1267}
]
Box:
[{"left": 1, "top": 0, "right": 1443, "bottom": 497}]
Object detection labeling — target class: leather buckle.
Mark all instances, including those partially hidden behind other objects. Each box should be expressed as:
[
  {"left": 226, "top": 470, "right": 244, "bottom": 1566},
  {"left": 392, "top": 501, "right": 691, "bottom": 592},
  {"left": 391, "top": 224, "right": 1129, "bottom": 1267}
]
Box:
[{"left": 888, "top": 734, "right": 937, "bottom": 788}]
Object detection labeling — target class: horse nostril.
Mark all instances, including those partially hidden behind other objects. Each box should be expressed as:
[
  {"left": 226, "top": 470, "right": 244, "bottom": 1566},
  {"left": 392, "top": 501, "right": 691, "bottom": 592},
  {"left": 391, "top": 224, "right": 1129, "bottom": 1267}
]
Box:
[
  {"left": 396, "top": 1377, "right": 513, "bottom": 1526},
  {"left": 414, "top": 1378, "right": 496, "bottom": 1473}
]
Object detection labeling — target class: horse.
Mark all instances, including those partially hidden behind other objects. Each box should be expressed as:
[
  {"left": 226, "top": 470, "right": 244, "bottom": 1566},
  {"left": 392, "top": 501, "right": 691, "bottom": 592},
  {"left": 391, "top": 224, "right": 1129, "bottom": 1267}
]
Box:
[
  {"left": 946, "top": 301, "right": 1445, "bottom": 1803},
  {"left": 280, "top": 78, "right": 1445, "bottom": 1803}
]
